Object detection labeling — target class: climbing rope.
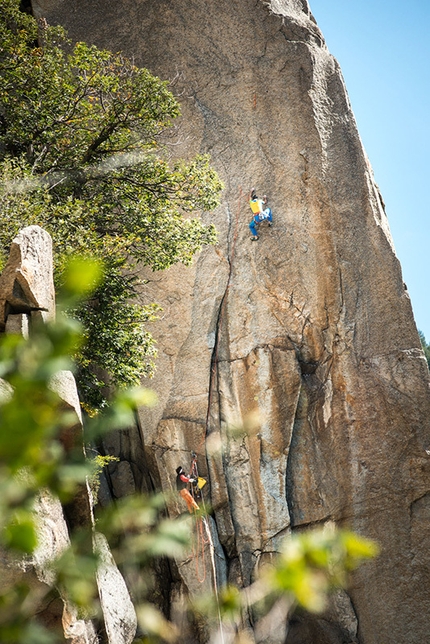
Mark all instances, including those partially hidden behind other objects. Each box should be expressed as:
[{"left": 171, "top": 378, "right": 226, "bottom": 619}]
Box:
[
  {"left": 188, "top": 452, "right": 224, "bottom": 643},
  {"left": 198, "top": 188, "right": 246, "bottom": 643},
  {"left": 184, "top": 189, "right": 246, "bottom": 641}
]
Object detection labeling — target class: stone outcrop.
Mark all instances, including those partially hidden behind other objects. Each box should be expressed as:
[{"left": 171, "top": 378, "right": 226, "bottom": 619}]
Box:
[
  {"left": 31, "top": 491, "right": 98, "bottom": 644},
  {"left": 0, "top": 225, "right": 55, "bottom": 330},
  {"left": 94, "top": 532, "right": 138, "bottom": 644},
  {"left": 26, "top": 2, "right": 430, "bottom": 643},
  {"left": 0, "top": 226, "right": 137, "bottom": 644}
]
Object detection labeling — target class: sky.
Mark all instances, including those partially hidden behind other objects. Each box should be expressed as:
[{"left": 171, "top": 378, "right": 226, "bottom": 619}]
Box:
[{"left": 308, "top": 0, "right": 430, "bottom": 340}]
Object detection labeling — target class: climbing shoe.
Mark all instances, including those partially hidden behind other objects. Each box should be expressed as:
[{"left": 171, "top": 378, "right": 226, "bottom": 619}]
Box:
[
  {"left": 268, "top": 223, "right": 273, "bottom": 227},
  {"left": 251, "top": 236, "right": 259, "bottom": 241}
]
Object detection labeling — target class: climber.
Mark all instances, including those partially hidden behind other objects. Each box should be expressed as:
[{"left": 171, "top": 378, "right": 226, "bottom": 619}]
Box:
[
  {"left": 176, "top": 466, "right": 199, "bottom": 513},
  {"left": 249, "top": 188, "right": 273, "bottom": 240}
]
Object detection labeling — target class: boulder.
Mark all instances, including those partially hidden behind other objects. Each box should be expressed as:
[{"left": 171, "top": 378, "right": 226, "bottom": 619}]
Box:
[
  {"left": 94, "top": 531, "right": 138, "bottom": 644},
  {"left": 0, "top": 225, "right": 55, "bottom": 329}
]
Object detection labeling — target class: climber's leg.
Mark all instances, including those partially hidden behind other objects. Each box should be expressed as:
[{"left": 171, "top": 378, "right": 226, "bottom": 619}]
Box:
[
  {"left": 264, "top": 207, "right": 273, "bottom": 225},
  {"left": 249, "top": 219, "right": 259, "bottom": 239},
  {"left": 179, "top": 488, "right": 199, "bottom": 513}
]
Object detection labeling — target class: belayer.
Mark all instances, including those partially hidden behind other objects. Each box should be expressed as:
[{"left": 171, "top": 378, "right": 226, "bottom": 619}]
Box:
[
  {"left": 176, "top": 466, "right": 199, "bottom": 513},
  {"left": 249, "top": 188, "right": 273, "bottom": 240}
]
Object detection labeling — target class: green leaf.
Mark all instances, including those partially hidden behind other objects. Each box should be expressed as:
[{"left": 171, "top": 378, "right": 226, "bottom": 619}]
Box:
[
  {"left": 4, "top": 516, "right": 37, "bottom": 553},
  {"left": 60, "top": 256, "right": 103, "bottom": 301}
]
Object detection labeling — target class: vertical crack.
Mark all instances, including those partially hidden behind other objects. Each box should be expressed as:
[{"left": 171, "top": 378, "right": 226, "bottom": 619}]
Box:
[
  {"left": 285, "top": 373, "right": 302, "bottom": 529},
  {"left": 204, "top": 193, "right": 243, "bottom": 437},
  {"left": 202, "top": 193, "right": 245, "bottom": 583}
]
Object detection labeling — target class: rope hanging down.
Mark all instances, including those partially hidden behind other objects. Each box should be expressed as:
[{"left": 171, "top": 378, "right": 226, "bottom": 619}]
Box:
[
  {"left": 189, "top": 452, "right": 210, "bottom": 583},
  {"left": 189, "top": 453, "right": 224, "bottom": 644},
  {"left": 185, "top": 189, "right": 245, "bottom": 641}
]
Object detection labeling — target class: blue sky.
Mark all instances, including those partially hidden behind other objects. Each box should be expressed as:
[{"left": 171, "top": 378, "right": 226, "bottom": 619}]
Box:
[{"left": 309, "top": 0, "right": 430, "bottom": 340}]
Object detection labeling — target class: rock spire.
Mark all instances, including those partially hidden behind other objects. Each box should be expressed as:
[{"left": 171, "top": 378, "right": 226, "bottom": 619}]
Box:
[{"left": 29, "top": 1, "right": 430, "bottom": 642}]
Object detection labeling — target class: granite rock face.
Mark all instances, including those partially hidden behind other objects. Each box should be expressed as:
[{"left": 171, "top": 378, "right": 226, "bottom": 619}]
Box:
[
  {"left": 31, "top": 491, "right": 98, "bottom": 644},
  {"left": 31, "top": 1, "right": 430, "bottom": 643}
]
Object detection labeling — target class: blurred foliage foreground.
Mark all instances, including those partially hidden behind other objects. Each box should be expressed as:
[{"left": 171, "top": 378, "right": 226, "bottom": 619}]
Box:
[{"left": 0, "top": 258, "right": 378, "bottom": 643}]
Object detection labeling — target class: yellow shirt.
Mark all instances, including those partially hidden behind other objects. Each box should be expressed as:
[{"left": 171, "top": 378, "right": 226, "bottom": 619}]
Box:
[{"left": 250, "top": 198, "right": 264, "bottom": 214}]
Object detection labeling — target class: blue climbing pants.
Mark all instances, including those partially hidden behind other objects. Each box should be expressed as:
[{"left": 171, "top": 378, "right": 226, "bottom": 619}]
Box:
[
  {"left": 249, "top": 208, "right": 272, "bottom": 237},
  {"left": 249, "top": 217, "right": 259, "bottom": 237},
  {"left": 263, "top": 207, "right": 272, "bottom": 223}
]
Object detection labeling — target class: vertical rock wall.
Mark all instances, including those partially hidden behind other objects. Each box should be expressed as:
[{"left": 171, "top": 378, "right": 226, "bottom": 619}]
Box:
[{"left": 31, "top": 1, "right": 430, "bottom": 642}]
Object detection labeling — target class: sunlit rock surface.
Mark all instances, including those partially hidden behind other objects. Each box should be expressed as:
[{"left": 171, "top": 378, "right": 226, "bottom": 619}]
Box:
[{"left": 32, "top": 1, "right": 430, "bottom": 642}]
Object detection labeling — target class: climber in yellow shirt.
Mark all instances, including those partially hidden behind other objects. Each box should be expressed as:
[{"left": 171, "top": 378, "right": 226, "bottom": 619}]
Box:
[{"left": 249, "top": 188, "right": 272, "bottom": 240}]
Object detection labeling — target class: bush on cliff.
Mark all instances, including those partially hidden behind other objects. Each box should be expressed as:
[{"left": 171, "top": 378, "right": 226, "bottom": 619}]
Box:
[{"left": 0, "top": 0, "right": 222, "bottom": 410}]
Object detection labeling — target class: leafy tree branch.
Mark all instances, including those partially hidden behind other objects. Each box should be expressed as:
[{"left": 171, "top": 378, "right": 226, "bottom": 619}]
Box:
[{"left": 0, "top": 0, "right": 223, "bottom": 410}]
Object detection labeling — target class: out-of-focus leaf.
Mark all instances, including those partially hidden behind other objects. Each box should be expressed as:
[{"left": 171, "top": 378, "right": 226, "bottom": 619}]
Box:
[
  {"left": 136, "top": 604, "right": 178, "bottom": 643},
  {"left": 59, "top": 257, "right": 103, "bottom": 306},
  {"left": 4, "top": 515, "right": 37, "bottom": 554}
]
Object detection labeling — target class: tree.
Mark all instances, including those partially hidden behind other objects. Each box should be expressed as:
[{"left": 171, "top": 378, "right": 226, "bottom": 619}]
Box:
[{"left": 0, "top": 0, "right": 222, "bottom": 410}]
